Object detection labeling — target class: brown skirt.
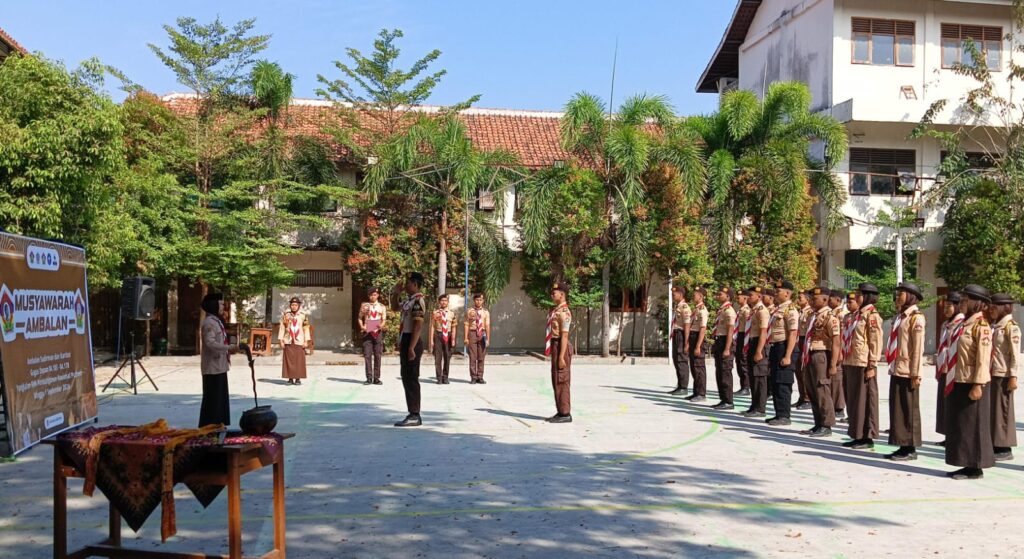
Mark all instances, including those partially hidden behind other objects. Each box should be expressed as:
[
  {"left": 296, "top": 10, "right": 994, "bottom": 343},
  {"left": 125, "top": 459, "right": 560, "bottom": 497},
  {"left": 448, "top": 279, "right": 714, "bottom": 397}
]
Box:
[
  {"left": 935, "top": 375, "right": 948, "bottom": 435},
  {"left": 992, "top": 376, "right": 1017, "bottom": 448},
  {"left": 844, "top": 365, "right": 878, "bottom": 440},
  {"left": 282, "top": 344, "right": 308, "bottom": 379},
  {"left": 946, "top": 382, "right": 994, "bottom": 469},
  {"left": 888, "top": 376, "right": 921, "bottom": 447}
]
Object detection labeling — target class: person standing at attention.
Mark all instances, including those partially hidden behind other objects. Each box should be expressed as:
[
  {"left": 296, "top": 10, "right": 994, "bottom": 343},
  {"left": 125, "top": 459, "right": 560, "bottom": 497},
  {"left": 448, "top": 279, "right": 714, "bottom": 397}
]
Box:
[
  {"left": 395, "top": 272, "right": 426, "bottom": 427},
  {"left": 278, "top": 297, "right": 311, "bottom": 386},
  {"left": 465, "top": 293, "right": 491, "bottom": 384}
]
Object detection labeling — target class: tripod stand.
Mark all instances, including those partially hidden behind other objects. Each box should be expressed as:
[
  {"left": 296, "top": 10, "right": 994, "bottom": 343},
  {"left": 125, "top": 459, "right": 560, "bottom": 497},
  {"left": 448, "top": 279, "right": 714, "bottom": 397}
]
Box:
[{"left": 102, "top": 321, "right": 158, "bottom": 394}]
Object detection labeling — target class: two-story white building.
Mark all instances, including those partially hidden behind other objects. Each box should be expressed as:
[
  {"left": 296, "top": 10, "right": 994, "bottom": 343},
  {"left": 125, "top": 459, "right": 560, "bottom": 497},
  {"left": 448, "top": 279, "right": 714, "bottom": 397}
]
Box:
[{"left": 698, "top": 0, "right": 1018, "bottom": 350}]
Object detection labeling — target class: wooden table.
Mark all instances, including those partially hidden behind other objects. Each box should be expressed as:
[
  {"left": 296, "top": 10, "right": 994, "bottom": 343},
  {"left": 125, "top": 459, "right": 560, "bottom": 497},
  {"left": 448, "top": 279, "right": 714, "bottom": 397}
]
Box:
[{"left": 47, "top": 433, "right": 294, "bottom": 559}]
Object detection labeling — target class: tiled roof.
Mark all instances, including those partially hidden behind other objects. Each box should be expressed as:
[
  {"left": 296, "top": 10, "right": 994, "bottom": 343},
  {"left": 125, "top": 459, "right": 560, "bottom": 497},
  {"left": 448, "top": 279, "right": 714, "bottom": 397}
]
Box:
[
  {"left": 0, "top": 26, "right": 27, "bottom": 54},
  {"left": 161, "top": 94, "right": 571, "bottom": 169}
]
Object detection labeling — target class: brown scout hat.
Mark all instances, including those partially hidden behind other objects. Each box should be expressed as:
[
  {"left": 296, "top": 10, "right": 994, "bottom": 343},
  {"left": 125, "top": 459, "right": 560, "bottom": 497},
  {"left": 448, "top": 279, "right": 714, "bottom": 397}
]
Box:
[{"left": 552, "top": 281, "right": 570, "bottom": 295}]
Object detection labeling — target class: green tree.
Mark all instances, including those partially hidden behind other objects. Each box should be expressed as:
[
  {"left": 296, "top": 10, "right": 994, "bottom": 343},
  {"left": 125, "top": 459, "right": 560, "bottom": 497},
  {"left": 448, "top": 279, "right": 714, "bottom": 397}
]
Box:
[
  {"left": 684, "top": 82, "right": 847, "bottom": 285},
  {"left": 548, "top": 92, "right": 705, "bottom": 356},
  {"left": 0, "top": 54, "right": 125, "bottom": 286}
]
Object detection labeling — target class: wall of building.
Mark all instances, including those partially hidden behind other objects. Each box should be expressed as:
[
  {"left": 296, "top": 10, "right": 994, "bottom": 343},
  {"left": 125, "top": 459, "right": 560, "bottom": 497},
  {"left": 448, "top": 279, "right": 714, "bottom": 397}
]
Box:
[
  {"left": 832, "top": 0, "right": 1018, "bottom": 125},
  {"left": 738, "top": 0, "right": 836, "bottom": 110}
]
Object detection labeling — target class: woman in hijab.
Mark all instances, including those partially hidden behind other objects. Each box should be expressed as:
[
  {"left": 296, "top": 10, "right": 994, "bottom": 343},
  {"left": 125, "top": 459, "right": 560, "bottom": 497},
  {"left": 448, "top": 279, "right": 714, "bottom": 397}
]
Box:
[
  {"left": 278, "top": 297, "right": 311, "bottom": 385},
  {"left": 199, "top": 293, "right": 236, "bottom": 427}
]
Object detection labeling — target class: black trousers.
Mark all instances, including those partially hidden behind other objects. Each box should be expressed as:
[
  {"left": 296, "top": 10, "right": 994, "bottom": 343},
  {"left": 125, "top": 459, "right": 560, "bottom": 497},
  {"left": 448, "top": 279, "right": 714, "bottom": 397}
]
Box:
[
  {"left": 199, "top": 372, "right": 231, "bottom": 427},
  {"left": 362, "top": 333, "right": 383, "bottom": 381},
  {"left": 747, "top": 339, "right": 769, "bottom": 413},
  {"left": 769, "top": 341, "right": 796, "bottom": 420},
  {"left": 688, "top": 332, "right": 707, "bottom": 397},
  {"left": 399, "top": 333, "right": 423, "bottom": 415},
  {"left": 712, "top": 336, "right": 735, "bottom": 404},
  {"left": 735, "top": 332, "right": 749, "bottom": 390},
  {"left": 672, "top": 330, "right": 689, "bottom": 389},
  {"left": 432, "top": 332, "right": 453, "bottom": 381}
]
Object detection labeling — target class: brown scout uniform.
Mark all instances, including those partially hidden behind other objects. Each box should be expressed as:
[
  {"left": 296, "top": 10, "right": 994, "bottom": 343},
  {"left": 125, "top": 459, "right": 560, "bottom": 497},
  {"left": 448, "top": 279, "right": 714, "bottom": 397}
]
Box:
[
  {"left": 796, "top": 303, "right": 814, "bottom": 403},
  {"left": 466, "top": 307, "right": 490, "bottom": 382},
  {"left": 842, "top": 304, "right": 882, "bottom": 441},
  {"left": 831, "top": 305, "right": 848, "bottom": 412},
  {"left": 689, "top": 302, "right": 710, "bottom": 397},
  {"left": 399, "top": 292, "right": 426, "bottom": 415},
  {"left": 746, "top": 300, "right": 772, "bottom": 414},
  {"left": 359, "top": 301, "right": 387, "bottom": 382},
  {"left": 768, "top": 300, "right": 800, "bottom": 419},
  {"left": 990, "top": 314, "right": 1019, "bottom": 450},
  {"left": 672, "top": 299, "right": 692, "bottom": 391},
  {"left": 713, "top": 302, "right": 737, "bottom": 405},
  {"left": 735, "top": 301, "right": 752, "bottom": 391},
  {"left": 549, "top": 302, "right": 573, "bottom": 416},
  {"left": 888, "top": 304, "right": 925, "bottom": 448},
  {"left": 946, "top": 311, "right": 994, "bottom": 469},
  {"left": 431, "top": 308, "right": 457, "bottom": 382},
  {"left": 808, "top": 305, "right": 840, "bottom": 429}
]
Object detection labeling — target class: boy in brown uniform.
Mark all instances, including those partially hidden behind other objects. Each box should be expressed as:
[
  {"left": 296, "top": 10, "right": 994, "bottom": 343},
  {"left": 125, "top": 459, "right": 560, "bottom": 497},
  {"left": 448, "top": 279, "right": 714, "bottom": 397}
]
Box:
[
  {"left": 686, "top": 287, "right": 710, "bottom": 403},
  {"left": 358, "top": 287, "right": 387, "bottom": 385},
  {"left": 794, "top": 292, "right": 814, "bottom": 410},
  {"left": 829, "top": 290, "right": 849, "bottom": 420},
  {"left": 885, "top": 283, "right": 926, "bottom": 460},
  {"left": 988, "top": 293, "right": 1019, "bottom": 461},
  {"left": 395, "top": 272, "right": 426, "bottom": 427},
  {"left": 465, "top": 293, "right": 491, "bottom": 384},
  {"left": 546, "top": 282, "right": 574, "bottom": 423},
  {"left": 741, "top": 287, "right": 771, "bottom": 418},
  {"left": 712, "top": 287, "right": 738, "bottom": 409},
  {"left": 841, "top": 283, "right": 883, "bottom": 449},
  {"left": 668, "top": 286, "right": 693, "bottom": 396},
  {"left": 946, "top": 284, "right": 994, "bottom": 479},
  {"left": 767, "top": 281, "right": 800, "bottom": 426},
  {"left": 802, "top": 286, "right": 841, "bottom": 437},
  {"left": 428, "top": 294, "right": 457, "bottom": 384},
  {"left": 734, "top": 291, "right": 752, "bottom": 396}
]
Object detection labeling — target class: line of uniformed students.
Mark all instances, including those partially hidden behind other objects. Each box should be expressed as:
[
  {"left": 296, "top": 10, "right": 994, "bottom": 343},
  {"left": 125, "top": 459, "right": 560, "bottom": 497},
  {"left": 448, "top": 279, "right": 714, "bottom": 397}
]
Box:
[{"left": 669, "top": 279, "right": 1019, "bottom": 480}]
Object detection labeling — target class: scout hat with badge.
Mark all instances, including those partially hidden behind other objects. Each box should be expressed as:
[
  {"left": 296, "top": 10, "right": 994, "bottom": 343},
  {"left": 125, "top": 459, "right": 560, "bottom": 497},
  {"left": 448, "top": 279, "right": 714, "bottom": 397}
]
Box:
[
  {"left": 990, "top": 293, "right": 1014, "bottom": 306},
  {"left": 961, "top": 284, "right": 990, "bottom": 303},
  {"left": 896, "top": 282, "right": 924, "bottom": 301},
  {"left": 857, "top": 282, "right": 879, "bottom": 295},
  {"left": 552, "top": 281, "right": 570, "bottom": 296}
]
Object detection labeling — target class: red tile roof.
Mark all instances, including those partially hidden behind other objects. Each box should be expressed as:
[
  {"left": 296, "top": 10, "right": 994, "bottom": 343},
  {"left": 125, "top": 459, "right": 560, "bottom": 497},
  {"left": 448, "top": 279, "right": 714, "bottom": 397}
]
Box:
[
  {"left": 162, "top": 94, "right": 572, "bottom": 169},
  {"left": 0, "top": 26, "right": 27, "bottom": 54}
]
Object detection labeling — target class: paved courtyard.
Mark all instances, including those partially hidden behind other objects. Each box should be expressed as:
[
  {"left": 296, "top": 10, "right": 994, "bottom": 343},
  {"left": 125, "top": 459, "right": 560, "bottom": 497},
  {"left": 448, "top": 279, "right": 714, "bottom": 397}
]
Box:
[{"left": 2, "top": 353, "right": 1023, "bottom": 558}]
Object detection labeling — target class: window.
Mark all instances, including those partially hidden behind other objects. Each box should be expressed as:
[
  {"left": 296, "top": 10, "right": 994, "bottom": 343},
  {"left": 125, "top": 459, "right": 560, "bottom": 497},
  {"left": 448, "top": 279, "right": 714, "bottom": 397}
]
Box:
[
  {"left": 941, "top": 24, "right": 1002, "bottom": 70},
  {"left": 940, "top": 150, "right": 998, "bottom": 170},
  {"left": 849, "top": 148, "right": 916, "bottom": 196},
  {"left": 852, "top": 18, "right": 915, "bottom": 66},
  {"left": 610, "top": 285, "right": 648, "bottom": 313},
  {"left": 291, "top": 270, "right": 343, "bottom": 288},
  {"left": 286, "top": 195, "right": 338, "bottom": 215},
  {"left": 843, "top": 250, "right": 917, "bottom": 288}
]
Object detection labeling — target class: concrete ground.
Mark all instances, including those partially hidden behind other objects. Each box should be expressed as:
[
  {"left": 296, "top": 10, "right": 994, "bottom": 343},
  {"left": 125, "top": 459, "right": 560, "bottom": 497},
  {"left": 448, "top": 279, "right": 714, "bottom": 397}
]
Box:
[{"left": 1, "top": 353, "right": 1022, "bottom": 558}]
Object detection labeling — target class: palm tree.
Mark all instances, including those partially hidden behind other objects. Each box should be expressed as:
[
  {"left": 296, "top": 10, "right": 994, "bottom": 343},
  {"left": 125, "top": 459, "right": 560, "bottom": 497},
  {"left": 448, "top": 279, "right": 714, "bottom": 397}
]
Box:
[
  {"left": 683, "top": 81, "right": 848, "bottom": 257},
  {"left": 525, "top": 92, "right": 705, "bottom": 357},
  {"left": 364, "top": 112, "right": 523, "bottom": 299}
]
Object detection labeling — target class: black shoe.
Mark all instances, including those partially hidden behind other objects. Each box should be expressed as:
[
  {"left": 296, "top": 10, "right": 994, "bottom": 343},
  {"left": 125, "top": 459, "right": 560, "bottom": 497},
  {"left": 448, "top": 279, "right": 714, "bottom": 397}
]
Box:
[
  {"left": 741, "top": 411, "right": 766, "bottom": 418},
  {"left": 442, "top": 379, "right": 450, "bottom": 385},
  {"left": 294, "top": 379, "right": 302, "bottom": 385},
  {"left": 734, "top": 388, "right": 751, "bottom": 396},
  {"left": 477, "top": 379, "right": 487, "bottom": 384},
  {"left": 994, "top": 450, "right": 1014, "bottom": 462},
  {"left": 835, "top": 410, "right": 846, "bottom": 421},
  {"left": 793, "top": 399, "right": 808, "bottom": 408},
  {"left": 547, "top": 414, "right": 573, "bottom": 424},
  {"left": 800, "top": 427, "right": 817, "bottom": 435},
  {"left": 469, "top": 379, "right": 478, "bottom": 384},
  {"left": 287, "top": 379, "right": 295, "bottom": 385},
  {"left": 796, "top": 402, "right": 813, "bottom": 410},
  {"left": 668, "top": 388, "right": 686, "bottom": 395},
  {"left": 809, "top": 427, "right": 832, "bottom": 438},
  {"left": 850, "top": 440, "right": 874, "bottom": 450},
  {"left": 711, "top": 402, "right": 734, "bottom": 410},
  {"left": 841, "top": 438, "right": 859, "bottom": 447},
  {"left": 691, "top": 395, "right": 707, "bottom": 403},
  {"left": 436, "top": 378, "right": 444, "bottom": 383},
  {"left": 394, "top": 415, "right": 422, "bottom": 427},
  {"left": 948, "top": 467, "right": 984, "bottom": 480},
  {"left": 886, "top": 448, "right": 917, "bottom": 461},
  {"left": 373, "top": 379, "right": 383, "bottom": 385},
  {"left": 936, "top": 440, "right": 946, "bottom": 447},
  {"left": 363, "top": 380, "right": 372, "bottom": 385},
  {"left": 766, "top": 417, "right": 791, "bottom": 426}
]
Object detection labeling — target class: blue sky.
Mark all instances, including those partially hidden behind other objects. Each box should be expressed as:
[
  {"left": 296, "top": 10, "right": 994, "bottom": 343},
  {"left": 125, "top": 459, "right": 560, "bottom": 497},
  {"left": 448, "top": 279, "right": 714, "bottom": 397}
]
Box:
[{"left": 2, "top": 1, "right": 732, "bottom": 114}]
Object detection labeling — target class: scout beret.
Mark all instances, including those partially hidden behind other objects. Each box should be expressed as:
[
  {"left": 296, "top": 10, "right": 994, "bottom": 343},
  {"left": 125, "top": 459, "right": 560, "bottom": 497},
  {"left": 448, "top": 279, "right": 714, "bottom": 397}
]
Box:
[
  {"left": 847, "top": 291, "right": 857, "bottom": 300},
  {"left": 990, "top": 293, "right": 1014, "bottom": 305},
  {"left": 289, "top": 297, "right": 302, "bottom": 304},
  {"left": 774, "top": 280, "right": 795, "bottom": 291},
  {"left": 746, "top": 286, "right": 763, "bottom": 295},
  {"left": 368, "top": 286, "right": 380, "bottom": 295},
  {"left": 808, "top": 285, "right": 828, "bottom": 296},
  {"left": 945, "top": 291, "right": 962, "bottom": 304},
  {"left": 896, "top": 282, "right": 924, "bottom": 300},
  {"left": 962, "top": 284, "right": 990, "bottom": 303},
  {"left": 764, "top": 288, "right": 776, "bottom": 297},
  {"left": 672, "top": 285, "right": 687, "bottom": 294},
  {"left": 693, "top": 286, "right": 707, "bottom": 296},
  {"left": 552, "top": 281, "right": 570, "bottom": 295},
  {"left": 857, "top": 282, "right": 879, "bottom": 295},
  {"left": 408, "top": 271, "right": 424, "bottom": 284},
  {"left": 829, "top": 289, "right": 844, "bottom": 299},
  {"left": 719, "top": 286, "right": 733, "bottom": 296}
]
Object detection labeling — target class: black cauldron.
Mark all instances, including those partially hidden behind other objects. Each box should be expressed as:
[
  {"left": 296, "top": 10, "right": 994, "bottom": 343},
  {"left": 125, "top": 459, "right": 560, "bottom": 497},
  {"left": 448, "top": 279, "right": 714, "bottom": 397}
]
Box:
[{"left": 238, "top": 343, "right": 278, "bottom": 436}]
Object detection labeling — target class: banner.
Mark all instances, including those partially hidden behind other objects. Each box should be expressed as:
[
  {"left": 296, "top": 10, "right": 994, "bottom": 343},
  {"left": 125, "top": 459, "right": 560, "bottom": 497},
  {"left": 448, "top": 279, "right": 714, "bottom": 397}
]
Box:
[{"left": 0, "top": 232, "right": 97, "bottom": 455}]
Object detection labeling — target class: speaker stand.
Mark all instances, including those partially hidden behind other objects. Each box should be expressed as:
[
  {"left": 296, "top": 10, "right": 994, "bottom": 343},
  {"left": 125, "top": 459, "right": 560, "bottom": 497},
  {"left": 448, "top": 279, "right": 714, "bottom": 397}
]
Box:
[{"left": 101, "top": 325, "right": 158, "bottom": 394}]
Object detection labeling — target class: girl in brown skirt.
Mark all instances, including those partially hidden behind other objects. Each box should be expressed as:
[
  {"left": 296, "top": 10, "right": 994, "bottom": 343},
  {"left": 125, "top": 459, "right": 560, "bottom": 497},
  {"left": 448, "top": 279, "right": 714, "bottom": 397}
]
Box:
[
  {"left": 987, "top": 293, "right": 1019, "bottom": 462},
  {"left": 841, "top": 283, "right": 883, "bottom": 449},
  {"left": 935, "top": 292, "right": 964, "bottom": 446},
  {"left": 278, "top": 297, "right": 312, "bottom": 385},
  {"left": 946, "top": 284, "right": 994, "bottom": 480}
]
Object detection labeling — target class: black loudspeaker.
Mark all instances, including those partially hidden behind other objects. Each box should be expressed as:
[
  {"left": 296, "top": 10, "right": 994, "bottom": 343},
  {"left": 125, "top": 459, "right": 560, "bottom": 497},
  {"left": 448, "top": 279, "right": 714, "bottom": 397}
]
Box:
[{"left": 121, "top": 276, "right": 156, "bottom": 320}]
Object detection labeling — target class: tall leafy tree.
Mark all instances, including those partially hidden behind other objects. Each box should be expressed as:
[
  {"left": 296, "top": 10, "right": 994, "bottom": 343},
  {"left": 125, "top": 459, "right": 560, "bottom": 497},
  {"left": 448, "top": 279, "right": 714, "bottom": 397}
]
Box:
[{"left": 533, "top": 92, "right": 705, "bottom": 356}]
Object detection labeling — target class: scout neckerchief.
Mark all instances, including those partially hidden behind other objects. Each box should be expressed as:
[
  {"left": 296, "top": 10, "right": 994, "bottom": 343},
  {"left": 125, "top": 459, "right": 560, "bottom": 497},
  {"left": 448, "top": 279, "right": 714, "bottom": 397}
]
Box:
[
  {"left": 743, "top": 303, "right": 758, "bottom": 354},
  {"left": 473, "top": 306, "right": 486, "bottom": 338},
  {"left": 545, "top": 303, "right": 569, "bottom": 356},
  {"left": 287, "top": 311, "right": 302, "bottom": 344},
  {"left": 367, "top": 303, "right": 383, "bottom": 339},
  {"left": 840, "top": 311, "right": 859, "bottom": 359},
  {"left": 885, "top": 311, "right": 906, "bottom": 364},
  {"left": 946, "top": 313, "right": 985, "bottom": 396},
  {"left": 937, "top": 313, "right": 965, "bottom": 381},
  {"left": 801, "top": 310, "right": 818, "bottom": 368},
  {"left": 436, "top": 309, "right": 451, "bottom": 345}
]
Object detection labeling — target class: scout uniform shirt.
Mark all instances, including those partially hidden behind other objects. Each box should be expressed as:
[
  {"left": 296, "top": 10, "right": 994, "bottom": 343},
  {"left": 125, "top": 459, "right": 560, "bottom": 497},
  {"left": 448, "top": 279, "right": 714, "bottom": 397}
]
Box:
[
  {"left": 799, "top": 305, "right": 813, "bottom": 339},
  {"left": 547, "top": 303, "right": 572, "bottom": 347},
  {"left": 832, "top": 305, "right": 849, "bottom": 322},
  {"left": 738, "top": 302, "right": 751, "bottom": 336},
  {"left": 842, "top": 304, "right": 883, "bottom": 367},
  {"left": 279, "top": 311, "right": 310, "bottom": 346},
  {"left": 691, "top": 302, "right": 710, "bottom": 333},
  {"left": 888, "top": 304, "right": 926, "bottom": 378},
  {"left": 400, "top": 294, "right": 426, "bottom": 334},
  {"left": 715, "top": 302, "right": 737, "bottom": 337},
  {"left": 769, "top": 301, "right": 800, "bottom": 343},
  {"left": 432, "top": 308, "right": 456, "bottom": 345},
  {"left": 467, "top": 307, "right": 490, "bottom": 338},
  {"left": 359, "top": 301, "right": 387, "bottom": 336},
  {"left": 673, "top": 300, "right": 692, "bottom": 331},
  {"left": 746, "top": 301, "right": 771, "bottom": 350},
  {"left": 990, "top": 314, "right": 1019, "bottom": 379},
  {"left": 808, "top": 306, "right": 840, "bottom": 351},
  {"left": 954, "top": 312, "right": 991, "bottom": 384}
]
